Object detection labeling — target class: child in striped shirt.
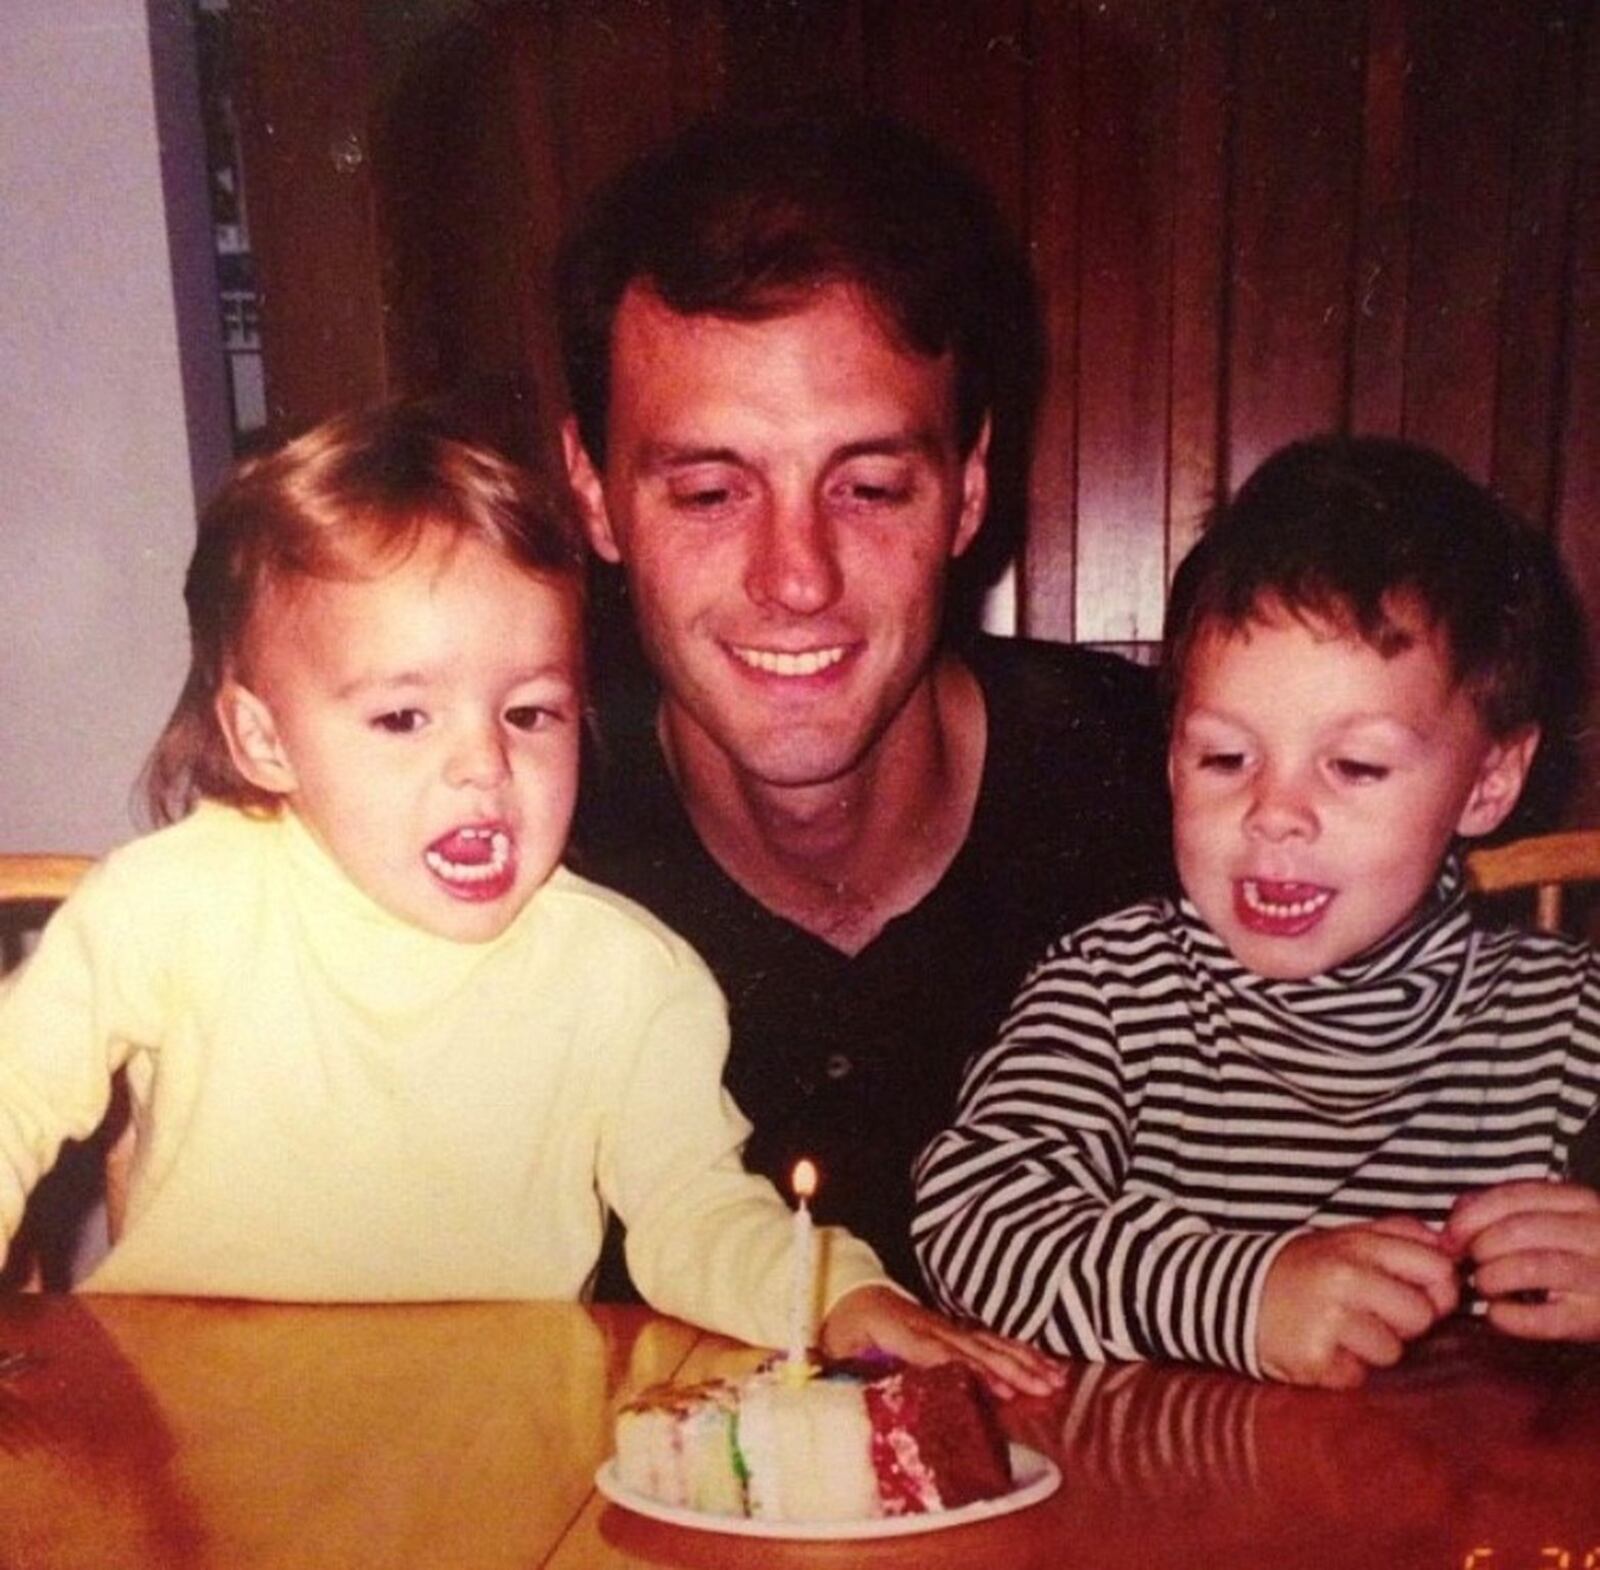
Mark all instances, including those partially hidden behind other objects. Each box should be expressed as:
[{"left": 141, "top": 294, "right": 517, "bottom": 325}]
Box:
[{"left": 914, "top": 435, "right": 1600, "bottom": 1388}]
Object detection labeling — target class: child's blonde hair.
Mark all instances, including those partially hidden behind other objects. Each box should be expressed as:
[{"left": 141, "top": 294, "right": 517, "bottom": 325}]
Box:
[{"left": 143, "top": 403, "right": 585, "bottom": 825}]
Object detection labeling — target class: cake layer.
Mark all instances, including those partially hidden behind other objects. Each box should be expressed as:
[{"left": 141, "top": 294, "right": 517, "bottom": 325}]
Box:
[
  {"left": 614, "top": 1360, "right": 1013, "bottom": 1523},
  {"left": 613, "top": 1378, "right": 744, "bottom": 1514}
]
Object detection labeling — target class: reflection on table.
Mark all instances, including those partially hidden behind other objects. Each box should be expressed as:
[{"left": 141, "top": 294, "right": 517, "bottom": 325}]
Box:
[{"left": 0, "top": 1298, "right": 1595, "bottom": 1569}]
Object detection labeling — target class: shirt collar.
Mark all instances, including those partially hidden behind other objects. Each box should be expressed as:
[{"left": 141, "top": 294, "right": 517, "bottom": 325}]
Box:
[{"left": 1174, "top": 855, "right": 1475, "bottom": 1052}]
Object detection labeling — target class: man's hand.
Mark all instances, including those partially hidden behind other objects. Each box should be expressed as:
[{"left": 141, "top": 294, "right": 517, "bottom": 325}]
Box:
[
  {"left": 819, "top": 1283, "right": 1066, "bottom": 1400},
  {"left": 1257, "top": 1217, "right": 1459, "bottom": 1389},
  {"left": 1446, "top": 1180, "right": 1600, "bottom": 1342}
]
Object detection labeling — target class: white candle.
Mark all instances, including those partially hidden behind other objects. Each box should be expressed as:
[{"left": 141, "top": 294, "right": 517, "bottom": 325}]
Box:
[{"left": 786, "top": 1159, "right": 818, "bottom": 1375}]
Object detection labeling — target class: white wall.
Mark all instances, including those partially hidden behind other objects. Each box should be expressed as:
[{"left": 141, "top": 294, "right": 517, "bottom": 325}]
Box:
[{"left": 1, "top": 0, "right": 230, "bottom": 855}]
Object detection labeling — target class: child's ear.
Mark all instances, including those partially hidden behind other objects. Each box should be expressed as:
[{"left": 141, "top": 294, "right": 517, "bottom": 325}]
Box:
[
  {"left": 1456, "top": 725, "right": 1541, "bottom": 839},
  {"left": 215, "top": 679, "right": 297, "bottom": 796},
  {"left": 561, "top": 417, "right": 621, "bottom": 564}
]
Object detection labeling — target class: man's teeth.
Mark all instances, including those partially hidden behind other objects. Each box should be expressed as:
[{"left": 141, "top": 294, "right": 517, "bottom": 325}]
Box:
[
  {"left": 425, "top": 827, "right": 511, "bottom": 884},
  {"left": 732, "top": 645, "right": 847, "bottom": 677},
  {"left": 1241, "top": 880, "right": 1332, "bottom": 919}
]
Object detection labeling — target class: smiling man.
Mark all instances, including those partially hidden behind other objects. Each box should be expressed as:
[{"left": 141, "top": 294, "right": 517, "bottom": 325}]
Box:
[{"left": 559, "top": 109, "right": 1172, "bottom": 1294}]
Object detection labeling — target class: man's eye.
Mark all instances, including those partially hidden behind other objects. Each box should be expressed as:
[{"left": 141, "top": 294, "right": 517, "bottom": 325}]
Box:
[
  {"left": 372, "top": 709, "right": 426, "bottom": 735},
  {"left": 668, "top": 476, "right": 746, "bottom": 512},
  {"left": 1197, "top": 750, "right": 1247, "bottom": 773},
  {"left": 832, "top": 475, "right": 914, "bottom": 509},
  {"left": 1332, "top": 758, "right": 1390, "bottom": 783}
]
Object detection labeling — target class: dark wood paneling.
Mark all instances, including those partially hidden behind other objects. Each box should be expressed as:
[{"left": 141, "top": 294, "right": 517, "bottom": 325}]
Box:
[
  {"left": 1165, "top": 0, "right": 1231, "bottom": 588},
  {"left": 876, "top": 0, "right": 1031, "bottom": 235},
  {"left": 1072, "top": 1, "right": 1177, "bottom": 644},
  {"left": 1021, "top": 1, "right": 1083, "bottom": 639},
  {"left": 500, "top": 7, "right": 577, "bottom": 470},
  {"left": 722, "top": 0, "right": 864, "bottom": 112},
  {"left": 1555, "top": 1, "right": 1600, "bottom": 827},
  {"left": 1402, "top": 1, "right": 1527, "bottom": 478},
  {"left": 551, "top": 0, "right": 680, "bottom": 208},
  {"left": 1493, "top": 0, "right": 1586, "bottom": 527},
  {"left": 1348, "top": 0, "right": 1414, "bottom": 437},
  {"left": 231, "top": 0, "right": 388, "bottom": 426},
  {"left": 665, "top": 0, "right": 733, "bottom": 121},
  {"left": 1225, "top": 0, "right": 1366, "bottom": 484},
  {"left": 236, "top": 0, "right": 1600, "bottom": 821}
]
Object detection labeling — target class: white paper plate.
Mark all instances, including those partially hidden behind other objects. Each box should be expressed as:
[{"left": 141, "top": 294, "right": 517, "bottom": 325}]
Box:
[{"left": 595, "top": 1442, "right": 1061, "bottom": 1540}]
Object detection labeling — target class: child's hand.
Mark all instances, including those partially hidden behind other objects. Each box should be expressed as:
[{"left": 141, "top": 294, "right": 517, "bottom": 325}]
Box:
[
  {"left": 1446, "top": 1180, "right": 1600, "bottom": 1341},
  {"left": 1258, "top": 1217, "right": 1460, "bottom": 1389},
  {"left": 819, "top": 1283, "right": 1067, "bottom": 1401}
]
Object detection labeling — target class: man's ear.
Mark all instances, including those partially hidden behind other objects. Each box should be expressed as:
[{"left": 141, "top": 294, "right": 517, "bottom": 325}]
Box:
[
  {"left": 1457, "top": 725, "right": 1541, "bottom": 839},
  {"left": 561, "top": 417, "right": 621, "bottom": 564},
  {"left": 215, "top": 679, "right": 297, "bottom": 796},
  {"left": 951, "top": 413, "right": 991, "bottom": 560}
]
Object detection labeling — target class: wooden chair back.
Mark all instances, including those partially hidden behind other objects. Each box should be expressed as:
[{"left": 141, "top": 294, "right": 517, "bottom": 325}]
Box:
[
  {"left": 0, "top": 855, "right": 96, "bottom": 971},
  {"left": 0, "top": 855, "right": 94, "bottom": 903},
  {"left": 1465, "top": 829, "right": 1600, "bottom": 935},
  {"left": 1467, "top": 829, "right": 1600, "bottom": 1188},
  {"left": 0, "top": 853, "right": 130, "bottom": 1290}
]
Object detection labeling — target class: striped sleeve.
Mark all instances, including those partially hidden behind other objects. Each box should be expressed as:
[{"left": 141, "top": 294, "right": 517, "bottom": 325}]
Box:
[
  {"left": 1562, "top": 954, "right": 1600, "bottom": 1185},
  {"left": 911, "top": 915, "right": 1288, "bottom": 1377}
]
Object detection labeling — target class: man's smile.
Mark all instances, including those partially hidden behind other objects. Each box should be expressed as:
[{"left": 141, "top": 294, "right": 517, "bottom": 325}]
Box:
[{"left": 727, "top": 643, "right": 852, "bottom": 678}]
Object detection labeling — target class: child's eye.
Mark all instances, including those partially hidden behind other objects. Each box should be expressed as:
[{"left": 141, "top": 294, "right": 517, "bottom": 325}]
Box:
[
  {"left": 1331, "top": 758, "right": 1390, "bottom": 783},
  {"left": 504, "top": 704, "right": 561, "bottom": 732},
  {"left": 372, "top": 709, "right": 426, "bottom": 735},
  {"left": 1196, "top": 750, "right": 1247, "bottom": 773}
]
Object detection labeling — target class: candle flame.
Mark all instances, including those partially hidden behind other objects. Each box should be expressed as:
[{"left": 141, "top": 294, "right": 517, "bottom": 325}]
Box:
[{"left": 791, "top": 1158, "right": 818, "bottom": 1201}]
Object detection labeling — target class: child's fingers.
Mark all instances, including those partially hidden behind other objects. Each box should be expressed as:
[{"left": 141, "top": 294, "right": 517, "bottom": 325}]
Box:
[
  {"left": 1485, "top": 1290, "right": 1600, "bottom": 1342},
  {"left": 1307, "top": 1343, "right": 1376, "bottom": 1391},
  {"left": 1447, "top": 1180, "right": 1600, "bottom": 1252},
  {"left": 1347, "top": 1253, "right": 1451, "bottom": 1340},
  {"left": 1468, "top": 1209, "right": 1600, "bottom": 1271},
  {"left": 822, "top": 1286, "right": 1064, "bottom": 1400},
  {"left": 1473, "top": 1242, "right": 1600, "bottom": 1301},
  {"left": 904, "top": 1311, "right": 1066, "bottom": 1399},
  {"left": 1260, "top": 1226, "right": 1454, "bottom": 1385},
  {"left": 1368, "top": 1212, "right": 1466, "bottom": 1267},
  {"left": 1366, "top": 1213, "right": 1445, "bottom": 1248},
  {"left": 931, "top": 1325, "right": 1065, "bottom": 1400},
  {"left": 1286, "top": 1302, "right": 1409, "bottom": 1389},
  {"left": 960, "top": 1325, "right": 1068, "bottom": 1386},
  {"left": 1358, "top": 1232, "right": 1462, "bottom": 1319},
  {"left": 1333, "top": 1309, "right": 1407, "bottom": 1375}
]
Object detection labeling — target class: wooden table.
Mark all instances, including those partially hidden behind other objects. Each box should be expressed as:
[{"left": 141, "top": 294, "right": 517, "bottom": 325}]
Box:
[{"left": 1, "top": 1297, "right": 1596, "bottom": 1569}]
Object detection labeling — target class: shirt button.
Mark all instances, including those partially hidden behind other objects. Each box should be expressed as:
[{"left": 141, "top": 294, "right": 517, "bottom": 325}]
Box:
[{"left": 824, "top": 1053, "right": 853, "bottom": 1081}]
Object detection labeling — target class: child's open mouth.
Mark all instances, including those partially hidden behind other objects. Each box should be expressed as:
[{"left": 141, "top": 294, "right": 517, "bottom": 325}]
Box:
[
  {"left": 424, "top": 824, "right": 516, "bottom": 902},
  {"left": 1234, "top": 878, "right": 1334, "bottom": 936}
]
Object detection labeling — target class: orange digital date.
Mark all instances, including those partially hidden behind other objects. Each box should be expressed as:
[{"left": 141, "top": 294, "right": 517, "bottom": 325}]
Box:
[{"left": 1464, "top": 1551, "right": 1600, "bottom": 1569}]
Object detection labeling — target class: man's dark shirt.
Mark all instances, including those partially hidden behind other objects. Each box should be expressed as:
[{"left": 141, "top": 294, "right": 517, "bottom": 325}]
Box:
[{"left": 574, "top": 633, "right": 1174, "bottom": 1295}]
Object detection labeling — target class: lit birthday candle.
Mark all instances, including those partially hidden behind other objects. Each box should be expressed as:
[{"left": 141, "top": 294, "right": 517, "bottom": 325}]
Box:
[{"left": 786, "top": 1158, "right": 818, "bottom": 1378}]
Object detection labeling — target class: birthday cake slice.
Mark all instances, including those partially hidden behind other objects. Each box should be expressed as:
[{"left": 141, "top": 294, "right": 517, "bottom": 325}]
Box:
[{"left": 613, "top": 1360, "right": 1012, "bottom": 1523}]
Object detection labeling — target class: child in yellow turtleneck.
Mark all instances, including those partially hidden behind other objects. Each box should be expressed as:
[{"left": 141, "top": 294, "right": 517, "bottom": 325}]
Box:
[{"left": 0, "top": 403, "right": 1055, "bottom": 1396}]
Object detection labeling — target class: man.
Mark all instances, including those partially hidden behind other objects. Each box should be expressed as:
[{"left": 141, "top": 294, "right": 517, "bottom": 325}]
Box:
[{"left": 560, "top": 110, "right": 1172, "bottom": 1295}]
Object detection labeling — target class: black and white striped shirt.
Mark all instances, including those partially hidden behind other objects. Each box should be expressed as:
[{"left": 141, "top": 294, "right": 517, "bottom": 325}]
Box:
[{"left": 912, "top": 867, "right": 1600, "bottom": 1376}]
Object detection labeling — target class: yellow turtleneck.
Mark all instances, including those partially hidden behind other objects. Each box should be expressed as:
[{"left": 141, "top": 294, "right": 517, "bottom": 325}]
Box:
[{"left": 0, "top": 802, "right": 884, "bottom": 1346}]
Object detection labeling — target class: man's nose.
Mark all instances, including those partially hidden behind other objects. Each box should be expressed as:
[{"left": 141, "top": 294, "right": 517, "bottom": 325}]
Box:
[
  {"left": 743, "top": 497, "right": 843, "bottom": 616},
  {"left": 1244, "top": 765, "right": 1318, "bottom": 841},
  {"left": 445, "top": 723, "right": 511, "bottom": 790}
]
